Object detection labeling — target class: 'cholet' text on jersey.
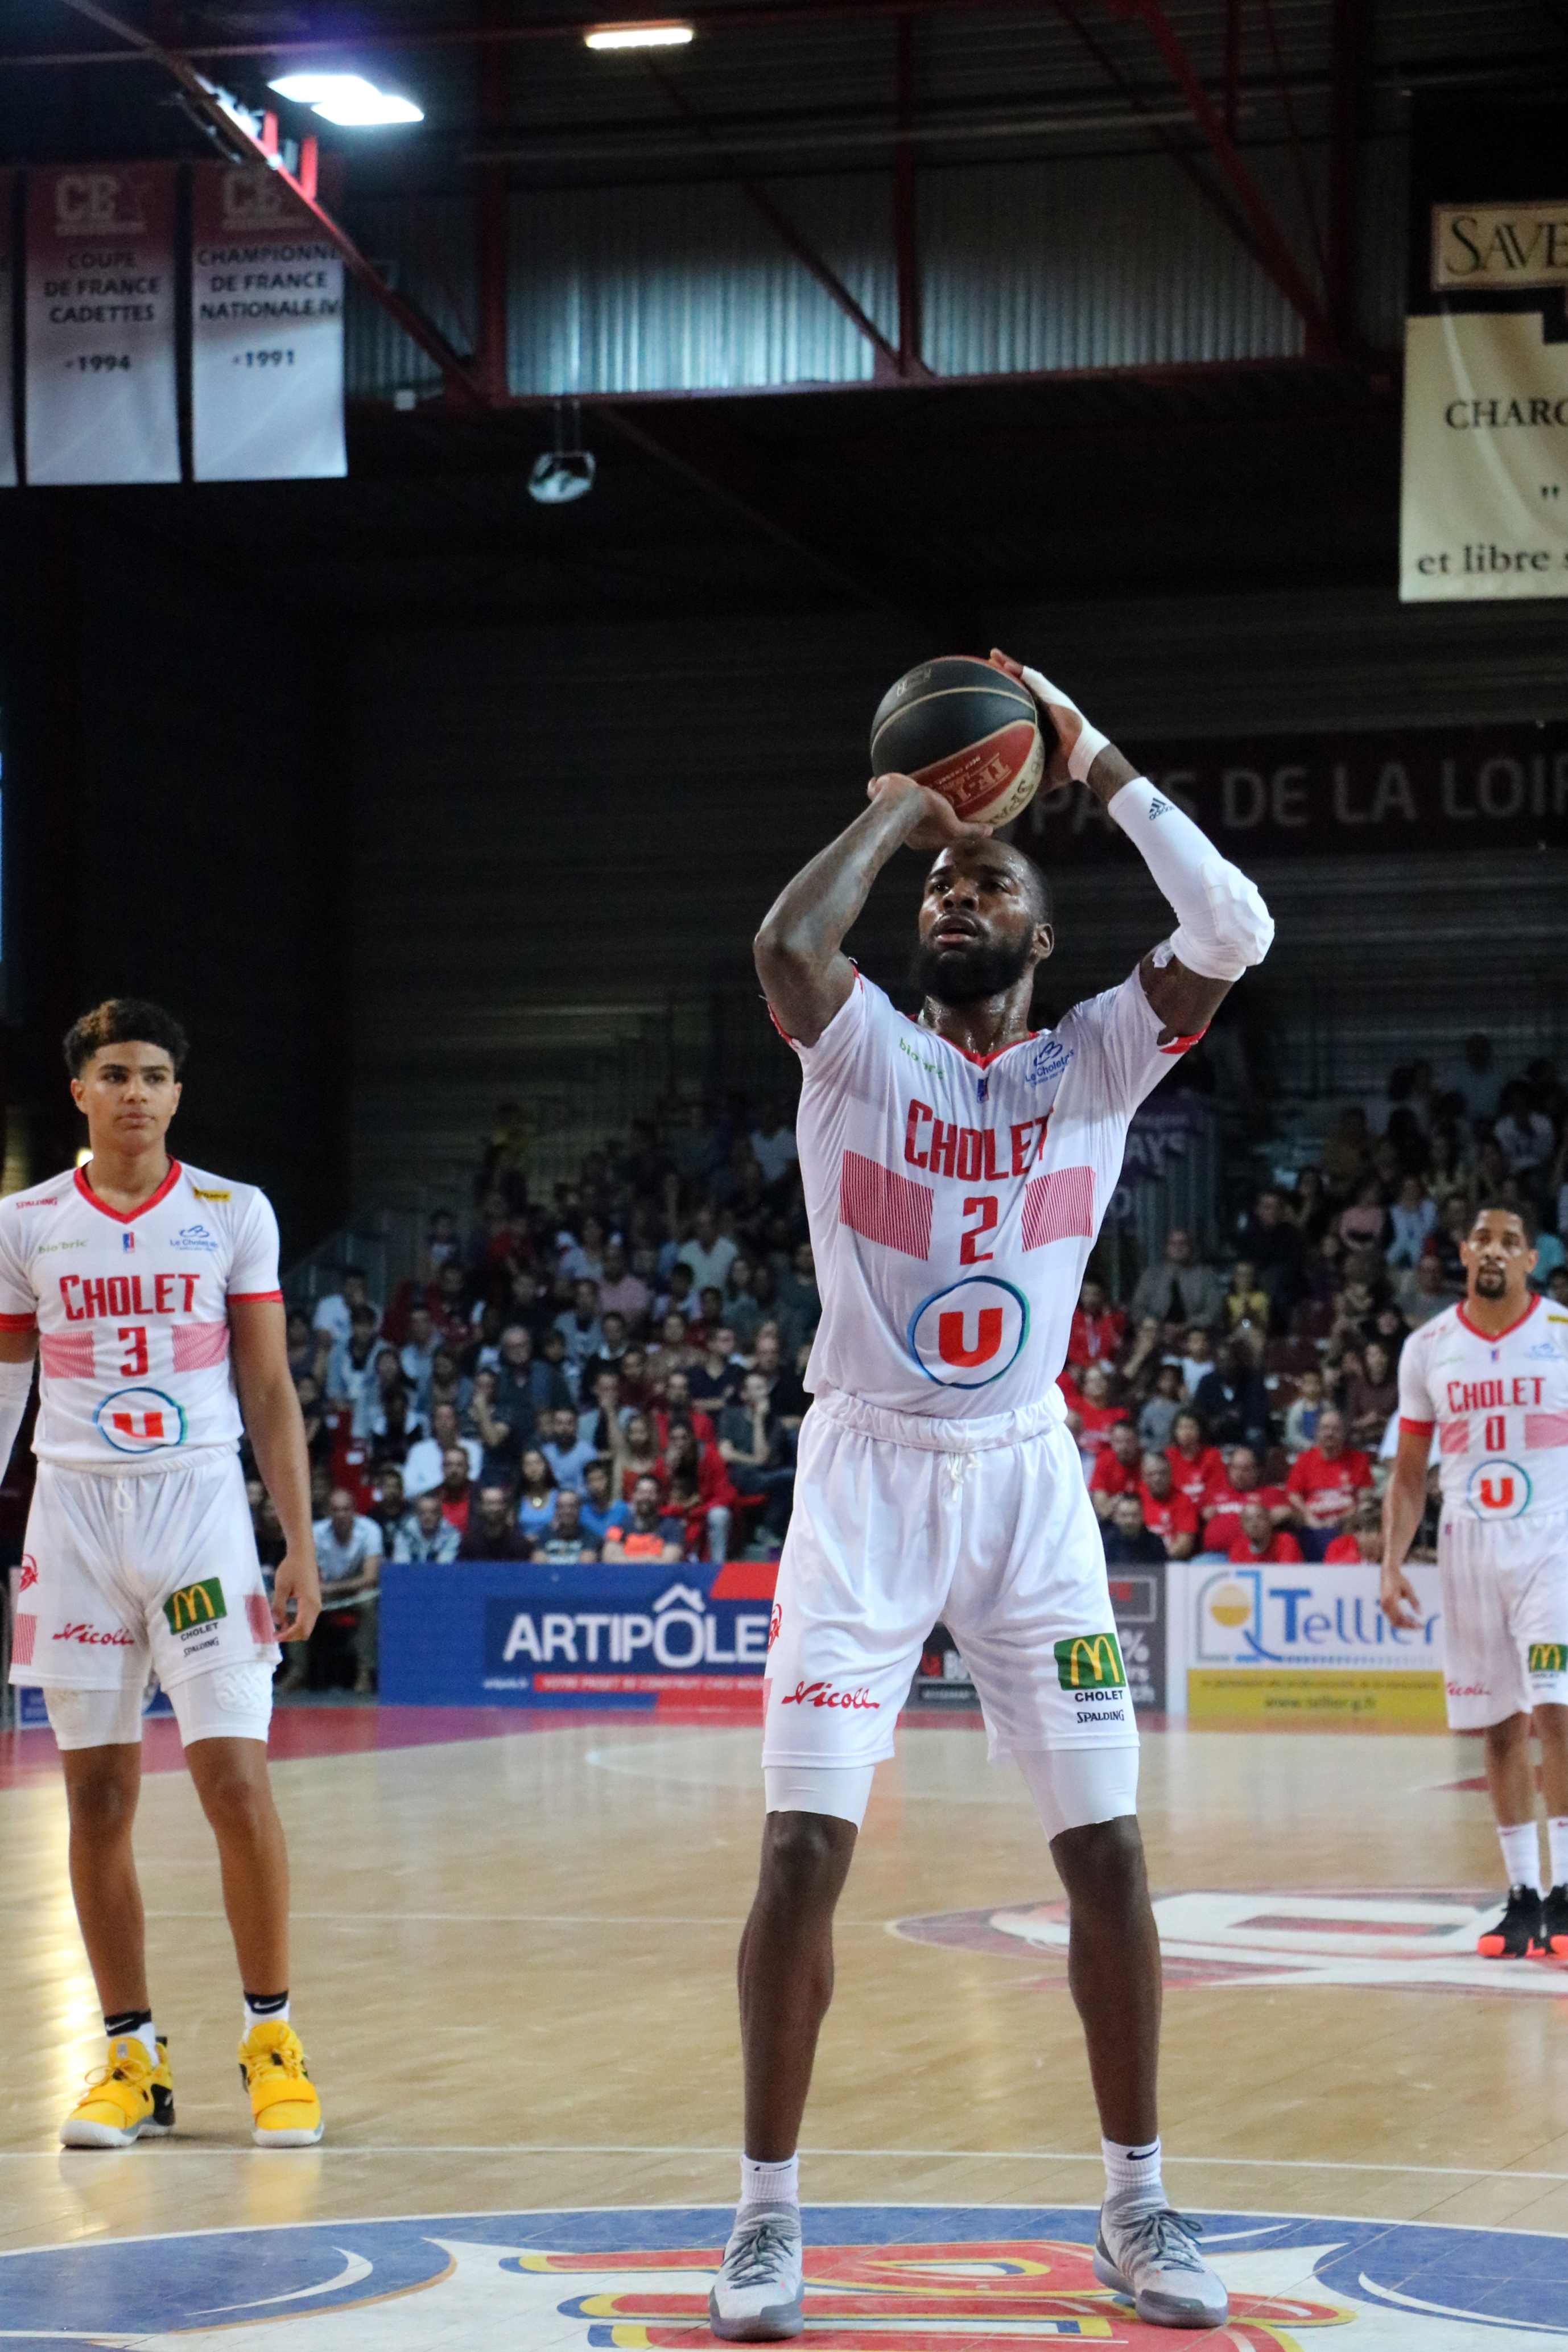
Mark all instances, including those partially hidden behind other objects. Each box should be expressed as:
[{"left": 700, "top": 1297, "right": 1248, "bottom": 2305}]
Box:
[
  {"left": 1398, "top": 1295, "right": 1568, "bottom": 1523},
  {"left": 791, "top": 971, "right": 1196, "bottom": 1418},
  {"left": 0, "top": 1159, "right": 282, "bottom": 1469}
]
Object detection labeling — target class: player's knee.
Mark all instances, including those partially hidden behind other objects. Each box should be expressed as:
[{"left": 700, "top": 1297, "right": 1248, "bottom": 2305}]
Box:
[
  {"left": 189, "top": 1748, "right": 273, "bottom": 1835},
  {"left": 760, "top": 1809, "right": 853, "bottom": 1908},
  {"left": 1051, "top": 1813, "right": 1148, "bottom": 1914},
  {"left": 64, "top": 1761, "right": 138, "bottom": 1842},
  {"left": 1484, "top": 1710, "right": 1532, "bottom": 1756}
]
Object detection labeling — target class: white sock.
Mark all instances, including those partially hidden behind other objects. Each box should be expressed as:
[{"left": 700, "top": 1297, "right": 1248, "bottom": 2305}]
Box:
[
  {"left": 243, "top": 1992, "right": 290, "bottom": 2036},
  {"left": 105, "top": 2014, "right": 159, "bottom": 2069},
  {"left": 740, "top": 2152, "right": 799, "bottom": 2211},
  {"left": 1103, "top": 2135, "right": 1163, "bottom": 2204},
  {"left": 1497, "top": 1819, "right": 1542, "bottom": 1893},
  {"left": 1548, "top": 1816, "right": 1568, "bottom": 1890}
]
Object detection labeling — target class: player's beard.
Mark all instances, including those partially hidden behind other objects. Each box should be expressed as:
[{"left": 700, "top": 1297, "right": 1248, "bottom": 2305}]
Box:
[
  {"left": 911, "top": 929, "right": 1034, "bottom": 1006},
  {"left": 1474, "top": 1261, "right": 1508, "bottom": 1297}
]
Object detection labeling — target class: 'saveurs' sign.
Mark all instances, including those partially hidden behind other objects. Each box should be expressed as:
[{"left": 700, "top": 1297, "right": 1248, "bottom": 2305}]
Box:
[{"left": 1401, "top": 196, "right": 1568, "bottom": 602}]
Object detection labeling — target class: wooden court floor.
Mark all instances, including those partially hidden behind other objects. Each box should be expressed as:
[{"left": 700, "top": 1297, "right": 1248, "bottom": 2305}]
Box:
[{"left": 2, "top": 1706, "right": 1566, "bottom": 2341}]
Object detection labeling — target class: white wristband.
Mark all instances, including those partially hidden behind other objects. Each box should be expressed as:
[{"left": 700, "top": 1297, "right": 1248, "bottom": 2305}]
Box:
[
  {"left": 1020, "top": 665, "right": 1110, "bottom": 785},
  {"left": 1108, "top": 777, "right": 1274, "bottom": 981},
  {"left": 0, "top": 1353, "right": 34, "bottom": 1480}
]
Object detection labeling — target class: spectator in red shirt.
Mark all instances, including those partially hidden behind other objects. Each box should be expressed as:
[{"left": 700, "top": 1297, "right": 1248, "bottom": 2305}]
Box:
[
  {"left": 661, "top": 1420, "right": 737, "bottom": 1562},
  {"left": 1200, "top": 1444, "right": 1291, "bottom": 1553},
  {"left": 1074, "top": 1364, "right": 1127, "bottom": 1460},
  {"left": 1136, "top": 1451, "right": 1200, "bottom": 1560},
  {"left": 1165, "top": 1409, "right": 1225, "bottom": 1509},
  {"left": 1227, "top": 1500, "right": 1304, "bottom": 1564},
  {"left": 1068, "top": 1278, "right": 1128, "bottom": 1373},
  {"left": 654, "top": 1369, "right": 717, "bottom": 1450},
  {"left": 436, "top": 1443, "right": 473, "bottom": 1535},
  {"left": 1324, "top": 1501, "right": 1383, "bottom": 1564},
  {"left": 1285, "top": 1406, "right": 1373, "bottom": 1559},
  {"left": 1088, "top": 1419, "right": 1142, "bottom": 1519}
]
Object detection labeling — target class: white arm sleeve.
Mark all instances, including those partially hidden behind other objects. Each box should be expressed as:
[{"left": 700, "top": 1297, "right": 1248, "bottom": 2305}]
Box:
[
  {"left": 0, "top": 1356, "right": 34, "bottom": 1478},
  {"left": 1107, "top": 778, "right": 1274, "bottom": 982}
]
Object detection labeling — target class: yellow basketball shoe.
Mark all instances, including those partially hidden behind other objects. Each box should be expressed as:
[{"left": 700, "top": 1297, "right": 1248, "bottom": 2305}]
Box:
[
  {"left": 238, "top": 2019, "right": 324, "bottom": 2148},
  {"left": 60, "top": 2036, "right": 158, "bottom": 2149},
  {"left": 147, "top": 2036, "right": 175, "bottom": 2136}
]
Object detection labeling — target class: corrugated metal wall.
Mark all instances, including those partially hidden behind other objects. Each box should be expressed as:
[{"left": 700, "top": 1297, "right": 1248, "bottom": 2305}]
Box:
[
  {"left": 344, "top": 134, "right": 1409, "bottom": 399},
  {"left": 348, "top": 585, "right": 1568, "bottom": 1213}
]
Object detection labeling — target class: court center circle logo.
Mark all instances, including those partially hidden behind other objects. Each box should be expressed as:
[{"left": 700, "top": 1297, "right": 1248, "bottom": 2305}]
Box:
[
  {"left": 907, "top": 1275, "right": 1029, "bottom": 1388},
  {"left": 3, "top": 2203, "right": 1562, "bottom": 2343}
]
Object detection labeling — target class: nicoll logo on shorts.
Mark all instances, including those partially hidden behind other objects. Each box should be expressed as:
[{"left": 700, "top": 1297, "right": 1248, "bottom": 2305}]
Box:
[
  {"left": 52, "top": 1621, "right": 134, "bottom": 1646},
  {"left": 780, "top": 1679, "right": 881, "bottom": 1711},
  {"left": 163, "top": 1576, "right": 227, "bottom": 1636}
]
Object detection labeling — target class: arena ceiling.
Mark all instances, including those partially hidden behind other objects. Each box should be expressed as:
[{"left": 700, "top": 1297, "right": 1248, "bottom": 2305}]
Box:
[{"left": 1, "top": 1, "right": 1563, "bottom": 623}]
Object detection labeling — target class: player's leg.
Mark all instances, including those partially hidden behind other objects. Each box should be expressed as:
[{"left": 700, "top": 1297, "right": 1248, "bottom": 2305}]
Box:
[
  {"left": 952, "top": 1418, "right": 1225, "bottom": 2330},
  {"left": 145, "top": 1457, "right": 323, "bottom": 2145},
  {"left": 1441, "top": 1525, "right": 1544, "bottom": 1953},
  {"left": 1511, "top": 1544, "right": 1568, "bottom": 1954},
  {"left": 50, "top": 1688, "right": 175, "bottom": 2147},
  {"left": 714, "top": 1407, "right": 943, "bottom": 2343}
]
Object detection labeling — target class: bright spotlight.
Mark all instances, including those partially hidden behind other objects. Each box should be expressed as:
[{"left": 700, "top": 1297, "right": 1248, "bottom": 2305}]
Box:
[
  {"left": 584, "top": 22, "right": 695, "bottom": 50},
  {"left": 269, "top": 72, "right": 423, "bottom": 126}
]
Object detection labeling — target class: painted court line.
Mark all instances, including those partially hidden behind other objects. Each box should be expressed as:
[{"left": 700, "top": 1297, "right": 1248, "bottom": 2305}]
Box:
[{"left": 2, "top": 2145, "right": 1563, "bottom": 2181}]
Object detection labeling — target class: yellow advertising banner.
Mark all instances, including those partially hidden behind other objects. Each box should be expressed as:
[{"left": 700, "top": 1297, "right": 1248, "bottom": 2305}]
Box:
[
  {"left": 1187, "top": 1669, "right": 1447, "bottom": 1728},
  {"left": 1400, "top": 306, "right": 1568, "bottom": 601}
]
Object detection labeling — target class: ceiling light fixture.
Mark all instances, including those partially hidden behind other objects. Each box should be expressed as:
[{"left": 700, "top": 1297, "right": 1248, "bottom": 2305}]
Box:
[
  {"left": 530, "top": 400, "right": 596, "bottom": 504},
  {"left": 584, "top": 21, "right": 694, "bottom": 50},
  {"left": 269, "top": 72, "right": 423, "bottom": 126}
]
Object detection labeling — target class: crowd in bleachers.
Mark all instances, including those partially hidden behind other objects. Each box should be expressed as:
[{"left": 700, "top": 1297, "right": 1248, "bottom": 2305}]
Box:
[
  {"left": 1076, "top": 1036, "right": 1568, "bottom": 1575},
  {"left": 262, "top": 1033, "right": 1568, "bottom": 1690},
  {"left": 261, "top": 1097, "right": 817, "bottom": 1690}
]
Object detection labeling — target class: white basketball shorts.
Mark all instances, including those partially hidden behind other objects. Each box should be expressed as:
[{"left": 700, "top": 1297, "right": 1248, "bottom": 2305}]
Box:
[
  {"left": 762, "top": 1389, "right": 1138, "bottom": 1770},
  {"left": 9, "top": 1451, "right": 280, "bottom": 1696},
  {"left": 1438, "top": 1512, "right": 1568, "bottom": 1730}
]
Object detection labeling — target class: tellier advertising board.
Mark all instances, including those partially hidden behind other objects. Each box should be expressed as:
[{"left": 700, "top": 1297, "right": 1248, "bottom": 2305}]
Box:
[
  {"left": 379, "top": 1560, "right": 777, "bottom": 1711},
  {"left": 1166, "top": 1559, "right": 1445, "bottom": 1725}
]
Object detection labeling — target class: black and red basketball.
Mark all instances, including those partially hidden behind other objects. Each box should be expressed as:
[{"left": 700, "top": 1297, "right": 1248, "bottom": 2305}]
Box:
[{"left": 869, "top": 656, "right": 1043, "bottom": 826}]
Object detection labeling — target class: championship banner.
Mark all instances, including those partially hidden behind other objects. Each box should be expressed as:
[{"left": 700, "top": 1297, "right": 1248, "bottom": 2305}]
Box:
[
  {"left": 1025, "top": 720, "right": 1568, "bottom": 862},
  {"left": 379, "top": 1559, "right": 778, "bottom": 1711},
  {"left": 24, "top": 165, "right": 179, "bottom": 485},
  {"left": 190, "top": 163, "right": 345, "bottom": 481},
  {"left": 0, "top": 172, "right": 15, "bottom": 489}
]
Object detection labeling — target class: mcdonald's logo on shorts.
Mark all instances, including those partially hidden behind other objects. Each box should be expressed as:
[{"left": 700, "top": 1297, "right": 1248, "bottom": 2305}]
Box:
[
  {"left": 1054, "top": 1630, "right": 1126, "bottom": 1691},
  {"left": 163, "top": 1576, "right": 228, "bottom": 1637},
  {"left": 1528, "top": 1642, "right": 1567, "bottom": 1676}
]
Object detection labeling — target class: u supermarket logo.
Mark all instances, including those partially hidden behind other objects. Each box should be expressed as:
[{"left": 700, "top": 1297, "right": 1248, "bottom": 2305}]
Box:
[
  {"left": 1467, "top": 1457, "right": 1531, "bottom": 1518},
  {"left": 163, "top": 1576, "right": 227, "bottom": 1636},
  {"left": 907, "top": 1275, "right": 1029, "bottom": 1389},
  {"left": 94, "top": 1386, "right": 187, "bottom": 1455},
  {"left": 1054, "top": 1630, "right": 1126, "bottom": 1691}
]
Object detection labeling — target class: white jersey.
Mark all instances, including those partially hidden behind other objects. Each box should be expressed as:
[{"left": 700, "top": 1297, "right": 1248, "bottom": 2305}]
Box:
[
  {"left": 1398, "top": 1295, "right": 1568, "bottom": 1524},
  {"left": 790, "top": 970, "right": 1199, "bottom": 1420},
  {"left": 0, "top": 1158, "right": 282, "bottom": 1471}
]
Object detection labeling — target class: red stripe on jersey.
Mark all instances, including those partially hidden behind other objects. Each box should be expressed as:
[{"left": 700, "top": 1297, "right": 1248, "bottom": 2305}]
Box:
[
  {"left": 1438, "top": 1419, "right": 1470, "bottom": 1454},
  {"left": 1398, "top": 1416, "right": 1435, "bottom": 1438},
  {"left": 173, "top": 1321, "right": 230, "bottom": 1371},
  {"left": 73, "top": 1159, "right": 183, "bottom": 1224},
  {"left": 1457, "top": 1296, "right": 1540, "bottom": 1341},
  {"left": 228, "top": 1290, "right": 283, "bottom": 1305},
  {"left": 12, "top": 1614, "right": 35, "bottom": 1666},
  {"left": 1021, "top": 1165, "right": 1095, "bottom": 1249},
  {"left": 40, "top": 1331, "right": 94, "bottom": 1379},
  {"left": 1525, "top": 1411, "right": 1568, "bottom": 1449},
  {"left": 839, "top": 1151, "right": 934, "bottom": 1259},
  {"left": 0, "top": 1313, "right": 36, "bottom": 1332},
  {"left": 1158, "top": 1027, "right": 1208, "bottom": 1056},
  {"left": 245, "top": 1591, "right": 275, "bottom": 1641}
]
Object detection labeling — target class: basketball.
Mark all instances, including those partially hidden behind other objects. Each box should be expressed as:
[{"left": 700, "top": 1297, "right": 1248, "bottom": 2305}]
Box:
[{"left": 869, "top": 656, "right": 1045, "bottom": 826}]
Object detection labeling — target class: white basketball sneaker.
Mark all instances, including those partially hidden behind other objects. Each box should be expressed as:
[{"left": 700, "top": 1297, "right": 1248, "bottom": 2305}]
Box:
[
  {"left": 708, "top": 2203, "right": 805, "bottom": 2342},
  {"left": 1094, "top": 2194, "right": 1228, "bottom": 2328}
]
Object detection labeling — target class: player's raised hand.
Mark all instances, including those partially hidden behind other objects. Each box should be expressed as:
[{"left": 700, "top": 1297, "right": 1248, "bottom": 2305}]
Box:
[
  {"left": 273, "top": 1545, "right": 323, "bottom": 1642},
  {"left": 1379, "top": 1557, "right": 1423, "bottom": 1633},
  {"left": 866, "top": 772, "right": 992, "bottom": 852},
  {"left": 989, "top": 649, "right": 1077, "bottom": 788}
]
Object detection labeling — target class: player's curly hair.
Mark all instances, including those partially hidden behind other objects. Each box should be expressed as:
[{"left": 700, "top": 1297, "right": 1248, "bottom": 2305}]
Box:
[
  {"left": 1473, "top": 1194, "right": 1537, "bottom": 1243},
  {"left": 63, "top": 998, "right": 189, "bottom": 1079}
]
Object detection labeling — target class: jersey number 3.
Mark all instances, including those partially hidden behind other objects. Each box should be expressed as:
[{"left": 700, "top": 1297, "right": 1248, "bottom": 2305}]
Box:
[
  {"left": 960, "top": 1196, "right": 998, "bottom": 1266},
  {"left": 117, "top": 1325, "right": 148, "bottom": 1377}
]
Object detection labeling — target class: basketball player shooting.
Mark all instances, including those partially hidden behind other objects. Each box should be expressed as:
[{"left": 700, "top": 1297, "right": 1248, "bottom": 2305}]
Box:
[
  {"left": 709, "top": 657, "right": 1273, "bottom": 2338},
  {"left": 1382, "top": 1201, "right": 1568, "bottom": 1960},
  {"left": 1, "top": 1000, "right": 327, "bottom": 2151}
]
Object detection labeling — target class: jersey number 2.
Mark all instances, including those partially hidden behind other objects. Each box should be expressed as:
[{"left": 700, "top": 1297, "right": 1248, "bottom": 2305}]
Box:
[
  {"left": 960, "top": 1196, "right": 998, "bottom": 1266},
  {"left": 117, "top": 1326, "right": 148, "bottom": 1377}
]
